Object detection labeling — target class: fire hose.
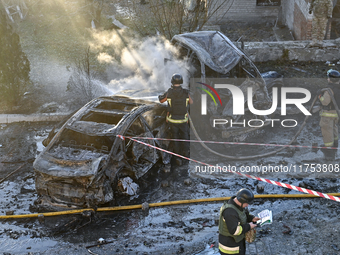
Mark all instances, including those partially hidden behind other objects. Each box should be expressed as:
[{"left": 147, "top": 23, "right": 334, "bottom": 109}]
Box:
[
  {"left": 1, "top": 89, "right": 339, "bottom": 219},
  {"left": 1, "top": 193, "right": 340, "bottom": 219}
]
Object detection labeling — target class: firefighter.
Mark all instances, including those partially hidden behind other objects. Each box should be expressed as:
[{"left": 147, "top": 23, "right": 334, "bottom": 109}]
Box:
[
  {"left": 318, "top": 69, "right": 340, "bottom": 160},
  {"left": 158, "top": 73, "right": 193, "bottom": 166},
  {"left": 308, "top": 0, "right": 334, "bottom": 47},
  {"left": 218, "top": 188, "right": 260, "bottom": 255}
]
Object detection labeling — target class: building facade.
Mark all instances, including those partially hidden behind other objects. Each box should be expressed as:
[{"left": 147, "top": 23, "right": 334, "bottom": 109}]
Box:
[
  {"left": 213, "top": 0, "right": 339, "bottom": 40},
  {"left": 281, "top": 0, "right": 338, "bottom": 40},
  {"left": 214, "top": 0, "right": 281, "bottom": 21}
]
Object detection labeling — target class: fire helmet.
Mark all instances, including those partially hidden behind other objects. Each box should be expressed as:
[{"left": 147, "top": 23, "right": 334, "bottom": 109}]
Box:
[
  {"left": 327, "top": 69, "right": 340, "bottom": 82},
  {"left": 171, "top": 73, "right": 183, "bottom": 85},
  {"left": 236, "top": 188, "right": 254, "bottom": 204}
]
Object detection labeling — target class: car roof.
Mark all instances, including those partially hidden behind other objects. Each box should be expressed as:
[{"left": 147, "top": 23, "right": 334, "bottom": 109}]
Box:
[{"left": 171, "top": 31, "right": 245, "bottom": 75}]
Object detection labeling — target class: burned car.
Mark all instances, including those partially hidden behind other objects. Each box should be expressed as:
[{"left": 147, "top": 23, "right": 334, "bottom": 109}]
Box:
[
  {"left": 171, "top": 31, "right": 266, "bottom": 80},
  {"left": 171, "top": 31, "right": 283, "bottom": 138},
  {"left": 33, "top": 96, "right": 168, "bottom": 210}
]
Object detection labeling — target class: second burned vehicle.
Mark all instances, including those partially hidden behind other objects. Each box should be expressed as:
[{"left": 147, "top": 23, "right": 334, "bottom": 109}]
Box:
[{"left": 170, "top": 31, "right": 283, "bottom": 138}]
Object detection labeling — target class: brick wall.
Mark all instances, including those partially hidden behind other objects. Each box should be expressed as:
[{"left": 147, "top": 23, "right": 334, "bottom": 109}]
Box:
[
  {"left": 282, "top": 0, "right": 332, "bottom": 40},
  {"left": 281, "top": 0, "right": 311, "bottom": 39},
  {"left": 210, "top": 0, "right": 333, "bottom": 40}
]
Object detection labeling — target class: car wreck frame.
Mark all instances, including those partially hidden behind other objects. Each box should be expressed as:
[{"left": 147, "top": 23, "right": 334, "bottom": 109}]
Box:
[{"left": 33, "top": 96, "right": 168, "bottom": 211}]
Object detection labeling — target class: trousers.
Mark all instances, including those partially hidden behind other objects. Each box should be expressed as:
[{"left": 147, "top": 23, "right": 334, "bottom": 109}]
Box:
[
  {"left": 320, "top": 116, "right": 339, "bottom": 146},
  {"left": 168, "top": 122, "right": 189, "bottom": 157}
]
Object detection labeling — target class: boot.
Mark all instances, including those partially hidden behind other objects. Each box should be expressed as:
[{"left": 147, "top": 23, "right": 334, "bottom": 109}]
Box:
[
  {"left": 329, "top": 148, "right": 336, "bottom": 160},
  {"left": 321, "top": 146, "right": 335, "bottom": 160},
  {"left": 333, "top": 139, "right": 338, "bottom": 158}
]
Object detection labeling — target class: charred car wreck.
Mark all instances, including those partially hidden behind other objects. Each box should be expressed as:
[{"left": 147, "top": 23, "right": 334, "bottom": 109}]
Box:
[
  {"left": 33, "top": 96, "right": 169, "bottom": 210},
  {"left": 171, "top": 31, "right": 283, "bottom": 138}
]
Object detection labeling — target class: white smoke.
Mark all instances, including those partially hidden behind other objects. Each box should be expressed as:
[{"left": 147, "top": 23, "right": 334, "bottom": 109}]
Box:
[{"left": 89, "top": 29, "right": 192, "bottom": 97}]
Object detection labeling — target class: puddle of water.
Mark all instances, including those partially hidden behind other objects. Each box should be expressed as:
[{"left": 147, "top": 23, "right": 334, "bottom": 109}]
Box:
[
  {"left": 59, "top": 211, "right": 138, "bottom": 244},
  {"left": 0, "top": 235, "right": 59, "bottom": 253},
  {"left": 195, "top": 245, "right": 219, "bottom": 255},
  {"left": 0, "top": 180, "right": 36, "bottom": 215}
]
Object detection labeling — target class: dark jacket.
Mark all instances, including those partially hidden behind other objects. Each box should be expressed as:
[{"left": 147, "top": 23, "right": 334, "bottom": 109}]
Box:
[
  {"left": 219, "top": 196, "right": 255, "bottom": 255},
  {"left": 159, "top": 86, "right": 190, "bottom": 121}
]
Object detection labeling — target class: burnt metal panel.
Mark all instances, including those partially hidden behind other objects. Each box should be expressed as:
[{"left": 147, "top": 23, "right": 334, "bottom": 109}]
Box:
[{"left": 172, "top": 31, "right": 245, "bottom": 74}]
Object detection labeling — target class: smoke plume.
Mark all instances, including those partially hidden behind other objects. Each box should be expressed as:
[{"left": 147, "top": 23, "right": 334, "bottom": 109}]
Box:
[{"left": 89, "top": 29, "right": 192, "bottom": 96}]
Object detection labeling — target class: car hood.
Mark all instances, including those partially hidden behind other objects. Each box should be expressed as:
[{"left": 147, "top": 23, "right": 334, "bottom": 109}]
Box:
[
  {"left": 33, "top": 154, "right": 107, "bottom": 178},
  {"left": 172, "top": 31, "right": 245, "bottom": 74}
]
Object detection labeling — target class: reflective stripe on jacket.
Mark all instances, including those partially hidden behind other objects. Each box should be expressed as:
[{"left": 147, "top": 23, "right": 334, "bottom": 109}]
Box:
[
  {"left": 219, "top": 203, "right": 247, "bottom": 248},
  {"left": 167, "top": 113, "right": 188, "bottom": 123},
  {"left": 219, "top": 242, "right": 241, "bottom": 254},
  {"left": 166, "top": 87, "right": 190, "bottom": 122},
  {"left": 320, "top": 111, "right": 338, "bottom": 118}
]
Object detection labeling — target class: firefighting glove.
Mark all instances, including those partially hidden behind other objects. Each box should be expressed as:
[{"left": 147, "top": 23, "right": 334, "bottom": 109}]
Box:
[
  {"left": 316, "top": 89, "right": 323, "bottom": 97},
  {"left": 158, "top": 93, "right": 167, "bottom": 101}
]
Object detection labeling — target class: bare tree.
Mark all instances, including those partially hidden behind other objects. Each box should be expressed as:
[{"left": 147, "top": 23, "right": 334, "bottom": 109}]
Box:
[
  {"left": 0, "top": 2, "right": 30, "bottom": 108},
  {"left": 85, "top": 0, "right": 104, "bottom": 28},
  {"left": 67, "top": 46, "right": 105, "bottom": 105},
  {"left": 123, "top": 0, "right": 234, "bottom": 39}
]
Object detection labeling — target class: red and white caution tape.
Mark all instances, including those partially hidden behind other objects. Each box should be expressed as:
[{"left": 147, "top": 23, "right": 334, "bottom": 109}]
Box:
[
  {"left": 117, "top": 135, "right": 340, "bottom": 203},
  {"left": 121, "top": 136, "right": 336, "bottom": 150}
]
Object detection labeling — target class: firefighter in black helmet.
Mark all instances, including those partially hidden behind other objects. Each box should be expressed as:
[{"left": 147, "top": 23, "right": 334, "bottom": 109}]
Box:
[
  {"left": 318, "top": 69, "right": 340, "bottom": 160},
  {"left": 218, "top": 189, "right": 260, "bottom": 255},
  {"left": 158, "top": 73, "right": 193, "bottom": 166}
]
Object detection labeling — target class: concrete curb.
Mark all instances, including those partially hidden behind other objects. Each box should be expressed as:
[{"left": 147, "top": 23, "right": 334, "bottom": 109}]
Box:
[
  {"left": 236, "top": 38, "right": 340, "bottom": 62},
  {"left": 0, "top": 113, "right": 72, "bottom": 124}
]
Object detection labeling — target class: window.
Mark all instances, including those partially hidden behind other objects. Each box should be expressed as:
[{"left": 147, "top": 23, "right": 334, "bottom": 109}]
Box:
[{"left": 256, "top": 0, "right": 281, "bottom": 6}]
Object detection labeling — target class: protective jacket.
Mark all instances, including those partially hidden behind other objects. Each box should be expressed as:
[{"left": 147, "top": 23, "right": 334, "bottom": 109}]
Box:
[
  {"left": 310, "top": 0, "right": 333, "bottom": 18},
  {"left": 218, "top": 197, "right": 254, "bottom": 255},
  {"left": 319, "top": 84, "right": 340, "bottom": 116},
  {"left": 319, "top": 83, "right": 340, "bottom": 148},
  {"left": 165, "top": 86, "right": 190, "bottom": 123}
]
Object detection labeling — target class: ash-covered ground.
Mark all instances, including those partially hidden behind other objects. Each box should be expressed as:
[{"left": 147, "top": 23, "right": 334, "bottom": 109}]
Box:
[
  {"left": 1, "top": 60, "right": 340, "bottom": 255},
  {"left": 1, "top": 8, "right": 340, "bottom": 254}
]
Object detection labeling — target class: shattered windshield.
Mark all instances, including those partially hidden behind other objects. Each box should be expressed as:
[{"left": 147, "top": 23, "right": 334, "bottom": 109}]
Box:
[{"left": 172, "top": 31, "right": 245, "bottom": 74}]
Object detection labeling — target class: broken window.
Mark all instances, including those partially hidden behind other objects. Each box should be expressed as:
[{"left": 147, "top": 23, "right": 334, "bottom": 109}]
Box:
[
  {"left": 80, "top": 111, "right": 124, "bottom": 125},
  {"left": 94, "top": 101, "right": 136, "bottom": 111},
  {"left": 47, "top": 128, "right": 113, "bottom": 160},
  {"left": 256, "top": 0, "right": 281, "bottom": 6}
]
